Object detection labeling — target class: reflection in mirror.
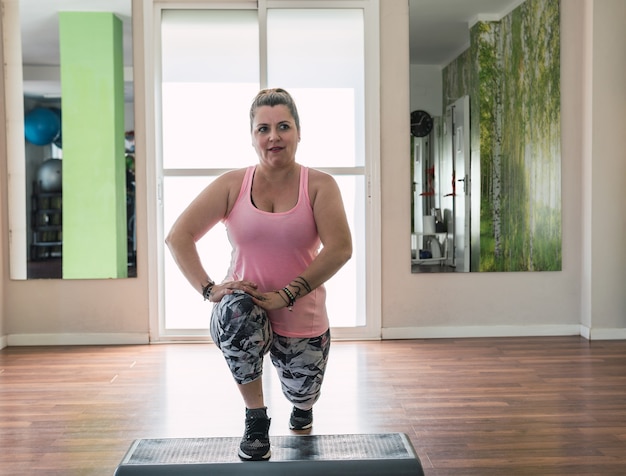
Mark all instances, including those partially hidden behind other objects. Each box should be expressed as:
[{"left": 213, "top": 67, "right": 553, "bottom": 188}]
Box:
[
  {"left": 3, "top": 0, "right": 134, "bottom": 279},
  {"left": 409, "top": 0, "right": 561, "bottom": 273}
]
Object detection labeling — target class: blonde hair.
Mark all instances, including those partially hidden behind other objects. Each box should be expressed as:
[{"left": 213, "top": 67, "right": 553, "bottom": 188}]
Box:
[{"left": 249, "top": 88, "right": 300, "bottom": 132}]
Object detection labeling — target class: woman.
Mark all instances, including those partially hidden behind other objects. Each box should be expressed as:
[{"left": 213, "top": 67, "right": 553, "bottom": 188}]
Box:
[{"left": 165, "top": 88, "right": 352, "bottom": 461}]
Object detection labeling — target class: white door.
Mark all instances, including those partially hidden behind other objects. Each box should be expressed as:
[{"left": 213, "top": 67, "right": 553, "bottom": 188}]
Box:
[
  {"left": 154, "top": 3, "right": 380, "bottom": 341},
  {"left": 450, "top": 96, "right": 471, "bottom": 271}
]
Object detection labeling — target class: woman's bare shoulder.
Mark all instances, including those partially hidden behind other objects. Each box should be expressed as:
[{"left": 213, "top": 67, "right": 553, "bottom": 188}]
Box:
[
  {"left": 218, "top": 167, "right": 247, "bottom": 183},
  {"left": 306, "top": 167, "right": 341, "bottom": 208},
  {"left": 209, "top": 167, "right": 246, "bottom": 193},
  {"left": 307, "top": 167, "right": 338, "bottom": 189}
]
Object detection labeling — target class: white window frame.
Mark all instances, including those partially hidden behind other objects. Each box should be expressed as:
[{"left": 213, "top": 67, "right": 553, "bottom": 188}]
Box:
[{"left": 139, "top": 0, "right": 381, "bottom": 341}]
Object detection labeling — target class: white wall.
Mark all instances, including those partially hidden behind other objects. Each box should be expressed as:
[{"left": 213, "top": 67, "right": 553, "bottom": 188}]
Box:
[
  {"left": 380, "top": 0, "right": 624, "bottom": 340},
  {"left": 0, "top": 15, "right": 6, "bottom": 348},
  {"left": 409, "top": 64, "right": 442, "bottom": 117},
  {"left": 1, "top": 0, "right": 624, "bottom": 347},
  {"left": 588, "top": 0, "right": 626, "bottom": 335}
]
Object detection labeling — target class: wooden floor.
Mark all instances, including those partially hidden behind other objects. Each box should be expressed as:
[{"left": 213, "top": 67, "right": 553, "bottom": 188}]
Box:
[{"left": 1, "top": 336, "right": 626, "bottom": 475}]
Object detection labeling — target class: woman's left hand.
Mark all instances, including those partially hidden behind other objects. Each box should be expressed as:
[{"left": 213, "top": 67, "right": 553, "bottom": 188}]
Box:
[{"left": 251, "top": 290, "right": 291, "bottom": 311}]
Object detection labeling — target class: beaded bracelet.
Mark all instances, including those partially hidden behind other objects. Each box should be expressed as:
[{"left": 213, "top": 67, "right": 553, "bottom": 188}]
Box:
[
  {"left": 276, "top": 290, "right": 290, "bottom": 306},
  {"left": 282, "top": 286, "right": 296, "bottom": 311}
]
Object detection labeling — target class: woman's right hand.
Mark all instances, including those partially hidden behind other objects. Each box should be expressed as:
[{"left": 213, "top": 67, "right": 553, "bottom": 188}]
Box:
[{"left": 207, "top": 280, "right": 259, "bottom": 302}]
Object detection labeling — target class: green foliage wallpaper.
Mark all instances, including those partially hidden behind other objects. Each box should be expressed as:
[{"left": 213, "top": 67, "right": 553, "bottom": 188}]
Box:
[{"left": 442, "top": 0, "right": 561, "bottom": 271}]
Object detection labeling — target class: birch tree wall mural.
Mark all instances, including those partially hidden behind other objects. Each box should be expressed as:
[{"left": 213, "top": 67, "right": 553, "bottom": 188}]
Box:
[{"left": 443, "top": 0, "right": 561, "bottom": 271}]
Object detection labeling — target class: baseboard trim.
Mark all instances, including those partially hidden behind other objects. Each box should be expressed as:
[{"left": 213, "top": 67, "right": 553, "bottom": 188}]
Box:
[
  {"left": 571, "top": 325, "right": 626, "bottom": 341},
  {"left": 7, "top": 333, "right": 150, "bottom": 346},
  {"left": 587, "top": 327, "right": 626, "bottom": 340},
  {"left": 382, "top": 324, "right": 584, "bottom": 340},
  {"left": 4, "top": 328, "right": 624, "bottom": 346}
]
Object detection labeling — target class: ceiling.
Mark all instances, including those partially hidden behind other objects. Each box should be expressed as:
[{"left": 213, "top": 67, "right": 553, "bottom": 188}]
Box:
[
  {"left": 409, "top": 0, "right": 525, "bottom": 65},
  {"left": 18, "top": 0, "right": 525, "bottom": 97},
  {"left": 19, "top": 0, "right": 132, "bottom": 99}
]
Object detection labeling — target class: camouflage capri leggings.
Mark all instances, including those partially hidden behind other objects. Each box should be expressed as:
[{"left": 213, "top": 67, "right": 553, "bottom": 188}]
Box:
[{"left": 210, "top": 291, "right": 331, "bottom": 409}]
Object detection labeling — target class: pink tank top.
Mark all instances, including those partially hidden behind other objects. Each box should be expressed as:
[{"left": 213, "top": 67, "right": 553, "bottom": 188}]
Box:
[{"left": 223, "top": 165, "right": 328, "bottom": 337}]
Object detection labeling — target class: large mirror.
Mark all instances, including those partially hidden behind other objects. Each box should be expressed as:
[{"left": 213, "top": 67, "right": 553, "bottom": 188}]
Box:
[
  {"left": 409, "top": 0, "right": 561, "bottom": 273},
  {"left": 3, "top": 0, "right": 134, "bottom": 279}
]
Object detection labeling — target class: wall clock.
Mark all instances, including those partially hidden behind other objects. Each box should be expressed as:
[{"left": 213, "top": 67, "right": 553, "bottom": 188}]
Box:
[{"left": 410, "top": 110, "right": 433, "bottom": 137}]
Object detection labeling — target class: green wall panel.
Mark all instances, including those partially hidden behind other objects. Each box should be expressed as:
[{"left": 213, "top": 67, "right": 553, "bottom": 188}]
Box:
[
  {"left": 442, "top": 0, "right": 561, "bottom": 272},
  {"left": 59, "top": 12, "right": 127, "bottom": 279}
]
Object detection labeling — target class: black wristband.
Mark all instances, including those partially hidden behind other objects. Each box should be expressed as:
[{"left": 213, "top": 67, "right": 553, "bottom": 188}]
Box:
[{"left": 202, "top": 282, "right": 215, "bottom": 301}]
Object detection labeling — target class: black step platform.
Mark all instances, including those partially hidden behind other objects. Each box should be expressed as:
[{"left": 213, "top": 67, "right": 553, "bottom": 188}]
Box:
[{"left": 114, "top": 432, "right": 424, "bottom": 475}]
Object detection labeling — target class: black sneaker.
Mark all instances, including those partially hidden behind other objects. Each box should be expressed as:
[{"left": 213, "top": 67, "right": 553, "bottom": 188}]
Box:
[
  {"left": 238, "top": 408, "right": 271, "bottom": 461},
  {"left": 289, "top": 406, "right": 313, "bottom": 430}
]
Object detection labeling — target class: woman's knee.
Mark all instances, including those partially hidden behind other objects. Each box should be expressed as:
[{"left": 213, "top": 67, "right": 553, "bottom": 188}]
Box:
[
  {"left": 211, "top": 292, "right": 270, "bottom": 345},
  {"left": 210, "top": 292, "right": 272, "bottom": 382}
]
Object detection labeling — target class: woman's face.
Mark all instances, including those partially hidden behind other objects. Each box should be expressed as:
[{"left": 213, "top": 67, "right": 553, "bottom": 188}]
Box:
[{"left": 251, "top": 105, "right": 300, "bottom": 167}]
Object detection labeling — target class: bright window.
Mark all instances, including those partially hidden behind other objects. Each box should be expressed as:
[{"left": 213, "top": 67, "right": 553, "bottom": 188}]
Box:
[{"left": 160, "top": 5, "right": 369, "bottom": 335}]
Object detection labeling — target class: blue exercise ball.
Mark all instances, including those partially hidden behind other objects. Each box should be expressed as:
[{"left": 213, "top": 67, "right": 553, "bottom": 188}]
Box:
[
  {"left": 37, "top": 158, "right": 62, "bottom": 193},
  {"left": 50, "top": 107, "right": 63, "bottom": 149},
  {"left": 24, "top": 107, "right": 61, "bottom": 146}
]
